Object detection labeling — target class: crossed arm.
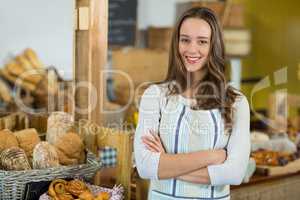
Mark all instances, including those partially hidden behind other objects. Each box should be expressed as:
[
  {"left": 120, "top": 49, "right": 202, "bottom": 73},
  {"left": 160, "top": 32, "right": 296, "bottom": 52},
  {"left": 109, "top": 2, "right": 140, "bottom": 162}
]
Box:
[{"left": 142, "top": 132, "right": 223, "bottom": 184}]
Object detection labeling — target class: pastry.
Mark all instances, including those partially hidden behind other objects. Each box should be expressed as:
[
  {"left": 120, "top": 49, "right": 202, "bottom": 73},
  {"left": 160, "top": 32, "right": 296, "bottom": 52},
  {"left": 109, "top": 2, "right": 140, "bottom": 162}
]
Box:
[
  {"left": 32, "top": 141, "right": 60, "bottom": 169},
  {"left": 95, "top": 192, "right": 110, "bottom": 200},
  {"left": 48, "top": 179, "right": 69, "bottom": 200},
  {"left": 0, "top": 147, "right": 31, "bottom": 170},
  {"left": 66, "top": 179, "right": 90, "bottom": 197},
  {"left": 57, "top": 193, "right": 74, "bottom": 200},
  {"left": 78, "top": 191, "right": 94, "bottom": 200},
  {"left": 251, "top": 150, "right": 292, "bottom": 166},
  {"left": 0, "top": 129, "right": 19, "bottom": 153},
  {"left": 14, "top": 128, "right": 40, "bottom": 163},
  {"left": 47, "top": 112, "right": 74, "bottom": 145}
]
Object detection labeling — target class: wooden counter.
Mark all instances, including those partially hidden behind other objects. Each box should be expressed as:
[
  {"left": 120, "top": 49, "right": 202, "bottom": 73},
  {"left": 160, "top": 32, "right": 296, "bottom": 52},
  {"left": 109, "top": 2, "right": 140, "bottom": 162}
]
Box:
[
  {"left": 231, "top": 173, "right": 300, "bottom": 200},
  {"left": 133, "top": 172, "right": 300, "bottom": 200}
]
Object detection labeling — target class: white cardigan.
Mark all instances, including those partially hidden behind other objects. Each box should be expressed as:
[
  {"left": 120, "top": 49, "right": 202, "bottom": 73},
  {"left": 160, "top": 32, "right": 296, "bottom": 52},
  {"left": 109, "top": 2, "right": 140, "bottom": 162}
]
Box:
[{"left": 134, "top": 83, "right": 250, "bottom": 200}]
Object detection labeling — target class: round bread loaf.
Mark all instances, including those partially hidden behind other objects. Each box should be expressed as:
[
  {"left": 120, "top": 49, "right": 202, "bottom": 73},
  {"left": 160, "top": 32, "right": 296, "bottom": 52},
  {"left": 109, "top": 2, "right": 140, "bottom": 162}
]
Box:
[
  {"left": 32, "top": 141, "right": 60, "bottom": 169},
  {"left": 14, "top": 128, "right": 41, "bottom": 163},
  {"left": 54, "top": 132, "right": 85, "bottom": 165},
  {"left": 0, "top": 129, "right": 19, "bottom": 153},
  {"left": 0, "top": 147, "right": 31, "bottom": 170},
  {"left": 47, "top": 112, "right": 74, "bottom": 145}
]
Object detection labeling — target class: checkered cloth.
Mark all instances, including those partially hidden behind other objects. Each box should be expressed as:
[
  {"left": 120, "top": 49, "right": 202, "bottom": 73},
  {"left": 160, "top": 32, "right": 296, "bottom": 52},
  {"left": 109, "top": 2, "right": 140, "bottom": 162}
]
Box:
[{"left": 99, "top": 146, "right": 117, "bottom": 167}]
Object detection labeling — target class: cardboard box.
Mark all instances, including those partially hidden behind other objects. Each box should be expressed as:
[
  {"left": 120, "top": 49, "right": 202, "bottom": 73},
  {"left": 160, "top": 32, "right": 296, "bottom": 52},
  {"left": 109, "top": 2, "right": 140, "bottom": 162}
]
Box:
[
  {"left": 112, "top": 48, "right": 169, "bottom": 105},
  {"left": 148, "top": 27, "right": 173, "bottom": 50},
  {"left": 176, "top": 1, "right": 245, "bottom": 28}
]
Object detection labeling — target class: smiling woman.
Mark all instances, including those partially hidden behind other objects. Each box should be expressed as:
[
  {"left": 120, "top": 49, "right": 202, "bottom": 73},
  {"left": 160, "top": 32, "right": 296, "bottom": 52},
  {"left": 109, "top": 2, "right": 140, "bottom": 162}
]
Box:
[
  {"left": 179, "top": 18, "right": 211, "bottom": 75},
  {"left": 134, "top": 7, "right": 250, "bottom": 200}
]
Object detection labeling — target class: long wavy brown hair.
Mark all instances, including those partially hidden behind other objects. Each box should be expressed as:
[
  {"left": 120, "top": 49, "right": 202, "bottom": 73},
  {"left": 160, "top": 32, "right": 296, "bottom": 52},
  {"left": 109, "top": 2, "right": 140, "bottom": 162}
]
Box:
[{"left": 163, "top": 7, "right": 240, "bottom": 131}]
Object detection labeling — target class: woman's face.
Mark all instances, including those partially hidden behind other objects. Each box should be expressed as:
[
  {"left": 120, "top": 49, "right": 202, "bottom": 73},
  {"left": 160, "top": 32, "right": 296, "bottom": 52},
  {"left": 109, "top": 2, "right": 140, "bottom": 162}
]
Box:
[{"left": 179, "top": 17, "right": 211, "bottom": 74}]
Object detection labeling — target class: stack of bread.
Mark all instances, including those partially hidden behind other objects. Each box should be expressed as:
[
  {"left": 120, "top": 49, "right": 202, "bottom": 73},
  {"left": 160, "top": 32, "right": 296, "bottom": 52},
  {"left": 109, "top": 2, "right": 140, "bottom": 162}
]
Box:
[
  {"left": 0, "top": 48, "right": 61, "bottom": 109},
  {"left": 48, "top": 179, "right": 110, "bottom": 200},
  {"left": 0, "top": 112, "right": 87, "bottom": 171},
  {"left": 0, "top": 128, "right": 40, "bottom": 170},
  {"left": 0, "top": 48, "right": 45, "bottom": 92}
]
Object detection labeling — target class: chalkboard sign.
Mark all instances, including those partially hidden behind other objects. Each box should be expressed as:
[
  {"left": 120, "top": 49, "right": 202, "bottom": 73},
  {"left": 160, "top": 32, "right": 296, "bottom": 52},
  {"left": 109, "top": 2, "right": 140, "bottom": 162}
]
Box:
[{"left": 109, "top": 0, "right": 137, "bottom": 46}]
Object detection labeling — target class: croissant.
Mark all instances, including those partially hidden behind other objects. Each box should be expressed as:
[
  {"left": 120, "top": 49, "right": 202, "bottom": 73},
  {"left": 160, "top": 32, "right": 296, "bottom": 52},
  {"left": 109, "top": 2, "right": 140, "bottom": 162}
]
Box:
[
  {"left": 78, "top": 191, "right": 94, "bottom": 200},
  {"left": 66, "top": 179, "right": 90, "bottom": 197},
  {"left": 48, "top": 179, "right": 68, "bottom": 199},
  {"left": 57, "top": 193, "right": 74, "bottom": 200},
  {"left": 94, "top": 192, "right": 110, "bottom": 200}
]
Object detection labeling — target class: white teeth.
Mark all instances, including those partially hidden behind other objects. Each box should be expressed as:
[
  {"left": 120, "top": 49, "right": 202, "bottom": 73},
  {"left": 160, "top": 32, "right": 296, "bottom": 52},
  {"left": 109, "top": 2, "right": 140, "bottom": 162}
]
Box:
[{"left": 186, "top": 56, "right": 200, "bottom": 61}]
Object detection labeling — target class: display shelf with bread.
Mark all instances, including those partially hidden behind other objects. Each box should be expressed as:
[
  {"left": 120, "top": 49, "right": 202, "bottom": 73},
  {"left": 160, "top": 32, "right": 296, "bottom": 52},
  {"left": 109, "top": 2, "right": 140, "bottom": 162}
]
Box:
[
  {"left": 0, "top": 48, "right": 69, "bottom": 113},
  {"left": 0, "top": 111, "right": 103, "bottom": 200}
]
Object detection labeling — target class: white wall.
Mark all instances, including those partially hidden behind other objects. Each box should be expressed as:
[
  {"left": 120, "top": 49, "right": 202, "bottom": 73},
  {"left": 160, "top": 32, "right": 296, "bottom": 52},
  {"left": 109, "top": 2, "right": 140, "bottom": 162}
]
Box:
[
  {"left": 0, "top": 0, "right": 74, "bottom": 79},
  {"left": 0, "top": 0, "right": 187, "bottom": 79},
  {"left": 138, "top": 0, "right": 192, "bottom": 29}
]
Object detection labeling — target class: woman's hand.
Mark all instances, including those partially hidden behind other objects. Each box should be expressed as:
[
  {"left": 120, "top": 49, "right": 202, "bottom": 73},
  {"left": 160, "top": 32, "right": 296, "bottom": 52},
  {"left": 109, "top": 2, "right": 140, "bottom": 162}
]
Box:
[
  {"left": 211, "top": 149, "right": 227, "bottom": 165},
  {"left": 142, "top": 130, "right": 166, "bottom": 153}
]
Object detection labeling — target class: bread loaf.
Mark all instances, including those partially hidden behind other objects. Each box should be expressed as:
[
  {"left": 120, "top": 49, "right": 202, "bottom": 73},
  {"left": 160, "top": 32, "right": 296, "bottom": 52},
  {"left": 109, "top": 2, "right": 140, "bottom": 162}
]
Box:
[
  {"left": 54, "top": 132, "right": 85, "bottom": 165},
  {"left": 0, "top": 129, "right": 19, "bottom": 153},
  {"left": 32, "top": 141, "right": 60, "bottom": 169},
  {"left": 0, "top": 147, "right": 31, "bottom": 170},
  {"left": 47, "top": 112, "right": 74, "bottom": 145},
  {"left": 14, "top": 128, "right": 41, "bottom": 163}
]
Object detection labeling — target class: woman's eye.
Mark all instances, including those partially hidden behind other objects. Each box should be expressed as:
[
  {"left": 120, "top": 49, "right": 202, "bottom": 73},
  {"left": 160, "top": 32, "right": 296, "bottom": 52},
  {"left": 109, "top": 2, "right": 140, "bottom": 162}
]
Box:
[
  {"left": 180, "top": 38, "right": 189, "bottom": 43},
  {"left": 198, "top": 40, "right": 208, "bottom": 45}
]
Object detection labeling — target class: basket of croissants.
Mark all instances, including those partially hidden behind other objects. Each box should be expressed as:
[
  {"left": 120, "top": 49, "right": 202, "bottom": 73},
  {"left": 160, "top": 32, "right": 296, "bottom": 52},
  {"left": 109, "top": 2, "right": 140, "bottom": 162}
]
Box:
[
  {"left": 0, "top": 112, "right": 102, "bottom": 200},
  {"left": 39, "top": 178, "right": 123, "bottom": 200}
]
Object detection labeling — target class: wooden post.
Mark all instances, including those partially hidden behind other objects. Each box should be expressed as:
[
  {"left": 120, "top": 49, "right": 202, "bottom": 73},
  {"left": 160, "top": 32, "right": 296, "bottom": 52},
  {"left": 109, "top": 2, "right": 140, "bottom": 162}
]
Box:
[{"left": 74, "top": 0, "right": 108, "bottom": 125}]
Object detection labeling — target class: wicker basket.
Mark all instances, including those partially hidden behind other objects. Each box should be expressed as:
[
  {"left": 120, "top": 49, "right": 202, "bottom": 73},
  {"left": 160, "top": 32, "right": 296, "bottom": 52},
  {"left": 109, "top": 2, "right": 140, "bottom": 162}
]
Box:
[{"left": 0, "top": 152, "right": 102, "bottom": 200}]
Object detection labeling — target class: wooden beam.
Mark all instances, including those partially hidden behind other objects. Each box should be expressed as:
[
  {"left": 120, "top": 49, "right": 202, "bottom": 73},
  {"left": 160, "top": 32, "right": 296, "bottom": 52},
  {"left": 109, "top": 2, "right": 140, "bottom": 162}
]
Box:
[{"left": 74, "top": 0, "right": 108, "bottom": 125}]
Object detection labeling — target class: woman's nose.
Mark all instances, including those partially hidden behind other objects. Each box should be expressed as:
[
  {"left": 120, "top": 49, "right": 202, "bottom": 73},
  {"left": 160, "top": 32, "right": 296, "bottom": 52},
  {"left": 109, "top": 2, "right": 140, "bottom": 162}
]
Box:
[{"left": 188, "top": 41, "right": 199, "bottom": 53}]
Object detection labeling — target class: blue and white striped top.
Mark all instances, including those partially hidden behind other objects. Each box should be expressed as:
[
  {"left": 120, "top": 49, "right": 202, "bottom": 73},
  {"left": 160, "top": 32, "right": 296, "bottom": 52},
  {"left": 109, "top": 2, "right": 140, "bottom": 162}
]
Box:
[{"left": 134, "top": 83, "right": 250, "bottom": 200}]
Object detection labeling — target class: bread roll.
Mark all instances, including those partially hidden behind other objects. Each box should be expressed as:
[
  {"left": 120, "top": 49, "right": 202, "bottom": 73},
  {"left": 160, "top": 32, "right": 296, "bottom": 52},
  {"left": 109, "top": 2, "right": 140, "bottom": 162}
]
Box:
[
  {"left": 0, "top": 129, "right": 19, "bottom": 153},
  {"left": 32, "top": 141, "right": 60, "bottom": 169},
  {"left": 47, "top": 112, "right": 74, "bottom": 145},
  {"left": 0, "top": 147, "right": 31, "bottom": 170},
  {"left": 54, "top": 132, "right": 85, "bottom": 165},
  {"left": 14, "top": 128, "right": 41, "bottom": 163},
  {"left": 56, "top": 149, "right": 78, "bottom": 165}
]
